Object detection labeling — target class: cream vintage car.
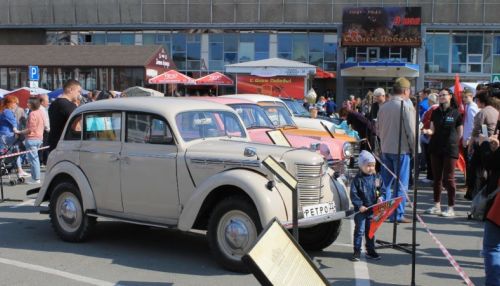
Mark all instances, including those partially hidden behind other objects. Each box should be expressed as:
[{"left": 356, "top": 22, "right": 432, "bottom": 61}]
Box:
[{"left": 32, "top": 97, "right": 349, "bottom": 272}]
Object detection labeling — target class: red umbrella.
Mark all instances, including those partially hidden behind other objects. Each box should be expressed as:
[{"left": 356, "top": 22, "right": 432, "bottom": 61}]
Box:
[
  {"left": 315, "top": 67, "right": 335, "bottom": 79},
  {"left": 148, "top": 70, "right": 195, "bottom": 84},
  {"left": 195, "top": 72, "right": 234, "bottom": 85}
]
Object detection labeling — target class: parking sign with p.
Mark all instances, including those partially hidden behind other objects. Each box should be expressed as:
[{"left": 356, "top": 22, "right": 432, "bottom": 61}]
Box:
[{"left": 29, "top": 66, "right": 39, "bottom": 81}]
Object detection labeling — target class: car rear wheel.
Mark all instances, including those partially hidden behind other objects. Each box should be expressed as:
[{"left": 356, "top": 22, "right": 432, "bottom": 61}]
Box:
[
  {"left": 49, "top": 181, "right": 95, "bottom": 242},
  {"left": 298, "top": 220, "right": 342, "bottom": 251},
  {"left": 207, "top": 196, "right": 262, "bottom": 273}
]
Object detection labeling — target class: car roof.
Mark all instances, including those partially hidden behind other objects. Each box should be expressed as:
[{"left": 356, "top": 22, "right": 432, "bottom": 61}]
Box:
[
  {"left": 188, "top": 96, "right": 255, "bottom": 105},
  {"left": 74, "top": 97, "right": 236, "bottom": 117},
  {"left": 220, "top": 94, "right": 286, "bottom": 104}
]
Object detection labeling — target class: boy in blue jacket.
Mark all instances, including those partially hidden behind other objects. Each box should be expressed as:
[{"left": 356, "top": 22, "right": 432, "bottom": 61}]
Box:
[{"left": 350, "top": 150, "right": 382, "bottom": 261}]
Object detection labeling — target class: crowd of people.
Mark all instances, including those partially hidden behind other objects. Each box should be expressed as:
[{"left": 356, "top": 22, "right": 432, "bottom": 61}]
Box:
[{"left": 319, "top": 78, "right": 499, "bottom": 284}]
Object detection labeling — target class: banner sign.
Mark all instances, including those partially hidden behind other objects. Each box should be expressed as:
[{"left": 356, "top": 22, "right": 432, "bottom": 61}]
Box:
[
  {"left": 368, "top": 196, "right": 403, "bottom": 239},
  {"left": 342, "top": 7, "right": 422, "bottom": 47},
  {"left": 237, "top": 75, "right": 305, "bottom": 99}
]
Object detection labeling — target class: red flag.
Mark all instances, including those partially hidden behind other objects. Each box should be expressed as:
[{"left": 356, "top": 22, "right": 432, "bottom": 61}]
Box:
[
  {"left": 457, "top": 145, "right": 466, "bottom": 175},
  {"left": 454, "top": 74, "right": 464, "bottom": 114},
  {"left": 368, "top": 197, "right": 404, "bottom": 239}
]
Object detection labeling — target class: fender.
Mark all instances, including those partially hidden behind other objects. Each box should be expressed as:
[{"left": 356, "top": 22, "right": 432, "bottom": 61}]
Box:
[
  {"left": 177, "top": 169, "right": 287, "bottom": 231},
  {"left": 34, "top": 161, "right": 96, "bottom": 211}
]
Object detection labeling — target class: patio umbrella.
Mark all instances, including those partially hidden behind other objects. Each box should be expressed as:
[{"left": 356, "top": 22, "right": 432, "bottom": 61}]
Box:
[
  {"left": 123, "top": 86, "right": 164, "bottom": 97},
  {"left": 48, "top": 88, "right": 90, "bottom": 100},
  {"left": 315, "top": 67, "right": 335, "bottom": 79},
  {"left": 148, "top": 70, "right": 195, "bottom": 96},
  {"left": 195, "top": 72, "right": 234, "bottom": 96},
  {"left": 5, "top": 87, "right": 52, "bottom": 108},
  {"left": 0, "top": 88, "right": 9, "bottom": 98}
]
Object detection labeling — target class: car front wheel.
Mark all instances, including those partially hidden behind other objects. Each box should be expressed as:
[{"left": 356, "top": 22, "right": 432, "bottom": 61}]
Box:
[
  {"left": 207, "top": 196, "right": 262, "bottom": 273},
  {"left": 49, "top": 181, "right": 95, "bottom": 242},
  {"left": 298, "top": 220, "right": 342, "bottom": 251}
]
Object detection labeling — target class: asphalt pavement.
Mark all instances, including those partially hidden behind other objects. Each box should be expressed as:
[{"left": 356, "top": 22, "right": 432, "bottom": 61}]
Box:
[{"left": 0, "top": 171, "right": 486, "bottom": 286}]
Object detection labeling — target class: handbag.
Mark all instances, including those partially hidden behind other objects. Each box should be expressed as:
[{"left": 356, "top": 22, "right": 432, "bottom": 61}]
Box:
[{"left": 468, "top": 186, "right": 500, "bottom": 221}]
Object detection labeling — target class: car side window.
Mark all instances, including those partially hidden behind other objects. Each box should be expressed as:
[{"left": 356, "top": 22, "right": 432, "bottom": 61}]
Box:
[
  {"left": 126, "top": 113, "right": 173, "bottom": 145},
  {"left": 64, "top": 114, "right": 83, "bottom": 141},
  {"left": 83, "top": 112, "right": 122, "bottom": 142}
]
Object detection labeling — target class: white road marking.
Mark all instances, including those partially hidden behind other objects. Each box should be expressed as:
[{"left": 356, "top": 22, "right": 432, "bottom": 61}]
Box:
[
  {"left": 10, "top": 199, "right": 36, "bottom": 208},
  {"left": 0, "top": 257, "right": 121, "bottom": 286},
  {"left": 350, "top": 219, "right": 371, "bottom": 286}
]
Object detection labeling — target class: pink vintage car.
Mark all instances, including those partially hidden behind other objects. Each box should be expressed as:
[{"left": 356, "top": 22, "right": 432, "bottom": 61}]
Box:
[{"left": 193, "top": 97, "right": 349, "bottom": 169}]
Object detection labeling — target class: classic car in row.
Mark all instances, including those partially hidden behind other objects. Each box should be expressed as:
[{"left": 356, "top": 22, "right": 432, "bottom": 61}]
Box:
[{"left": 33, "top": 97, "right": 350, "bottom": 272}]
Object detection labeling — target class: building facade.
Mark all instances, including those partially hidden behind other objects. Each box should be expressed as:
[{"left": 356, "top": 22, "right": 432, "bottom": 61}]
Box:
[{"left": 0, "top": 0, "right": 499, "bottom": 100}]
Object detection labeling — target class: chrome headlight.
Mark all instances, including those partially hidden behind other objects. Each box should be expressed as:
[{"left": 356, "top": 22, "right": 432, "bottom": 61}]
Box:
[{"left": 342, "top": 142, "right": 352, "bottom": 159}]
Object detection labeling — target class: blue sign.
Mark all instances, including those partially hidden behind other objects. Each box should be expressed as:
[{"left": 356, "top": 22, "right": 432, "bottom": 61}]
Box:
[{"left": 29, "top": 66, "right": 39, "bottom": 81}]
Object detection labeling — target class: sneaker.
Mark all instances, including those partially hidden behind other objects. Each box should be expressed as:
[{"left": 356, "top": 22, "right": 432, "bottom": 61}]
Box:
[
  {"left": 351, "top": 251, "right": 361, "bottom": 261},
  {"left": 26, "top": 178, "right": 41, "bottom": 185},
  {"left": 366, "top": 250, "right": 381, "bottom": 261},
  {"left": 18, "top": 172, "right": 31, "bottom": 178},
  {"left": 420, "top": 178, "right": 433, "bottom": 184},
  {"left": 425, "top": 206, "right": 442, "bottom": 215},
  {"left": 440, "top": 208, "right": 455, "bottom": 217}
]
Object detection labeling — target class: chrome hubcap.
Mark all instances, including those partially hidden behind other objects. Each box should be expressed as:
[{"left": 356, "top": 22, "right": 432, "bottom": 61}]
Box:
[
  {"left": 217, "top": 210, "right": 257, "bottom": 261},
  {"left": 224, "top": 219, "right": 249, "bottom": 249},
  {"left": 56, "top": 192, "right": 82, "bottom": 233}
]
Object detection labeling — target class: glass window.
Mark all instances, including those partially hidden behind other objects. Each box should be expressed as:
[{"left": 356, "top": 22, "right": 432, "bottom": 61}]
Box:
[
  {"left": 172, "top": 34, "right": 186, "bottom": 52},
  {"left": 175, "top": 111, "right": 246, "bottom": 142},
  {"left": 84, "top": 112, "right": 122, "bottom": 142},
  {"left": 126, "top": 113, "right": 173, "bottom": 145},
  {"left": 106, "top": 33, "right": 120, "bottom": 44},
  {"left": 278, "top": 52, "right": 292, "bottom": 60},
  {"left": 254, "top": 34, "right": 269, "bottom": 52},
  {"left": 239, "top": 42, "right": 255, "bottom": 62},
  {"left": 468, "top": 35, "right": 483, "bottom": 54},
  {"left": 494, "top": 36, "right": 500, "bottom": 55},
  {"left": 228, "top": 104, "right": 274, "bottom": 129},
  {"left": 434, "top": 35, "right": 449, "bottom": 54},
  {"left": 324, "top": 43, "right": 337, "bottom": 62},
  {"left": 309, "top": 34, "right": 323, "bottom": 53},
  {"left": 92, "top": 33, "right": 106, "bottom": 45},
  {"left": 224, "top": 34, "right": 238, "bottom": 52},
  {"left": 143, "top": 34, "right": 155, "bottom": 45},
  {"left": 484, "top": 45, "right": 492, "bottom": 63},
  {"left": 292, "top": 34, "right": 308, "bottom": 62},
  {"left": 173, "top": 53, "right": 186, "bottom": 70},
  {"left": 224, "top": 52, "right": 238, "bottom": 64},
  {"left": 452, "top": 35, "right": 467, "bottom": 44},
  {"left": 209, "top": 34, "right": 223, "bottom": 42},
  {"left": 278, "top": 34, "right": 292, "bottom": 53},
  {"left": 240, "top": 33, "right": 254, "bottom": 43},
  {"left": 255, "top": 52, "right": 269, "bottom": 60},
  {"left": 309, "top": 52, "right": 323, "bottom": 67},
  {"left": 494, "top": 56, "right": 500, "bottom": 73},
  {"left": 209, "top": 60, "right": 224, "bottom": 71},
  {"left": 0, "top": 68, "right": 7, "bottom": 89},
  {"left": 434, "top": 55, "right": 449, "bottom": 73},
  {"left": 452, "top": 64, "right": 467, "bottom": 73},
  {"left": 452, "top": 44, "right": 467, "bottom": 63},
  {"left": 120, "top": 34, "right": 135, "bottom": 45},
  {"left": 64, "top": 115, "right": 82, "bottom": 141},
  {"left": 210, "top": 43, "right": 223, "bottom": 60},
  {"left": 187, "top": 42, "right": 201, "bottom": 60}
]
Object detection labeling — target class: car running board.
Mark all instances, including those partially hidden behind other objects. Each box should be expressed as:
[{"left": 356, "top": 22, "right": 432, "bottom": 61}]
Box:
[{"left": 85, "top": 211, "right": 177, "bottom": 230}]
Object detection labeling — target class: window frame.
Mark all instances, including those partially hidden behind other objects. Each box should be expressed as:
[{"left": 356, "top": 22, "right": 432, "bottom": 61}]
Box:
[{"left": 125, "top": 111, "right": 176, "bottom": 146}]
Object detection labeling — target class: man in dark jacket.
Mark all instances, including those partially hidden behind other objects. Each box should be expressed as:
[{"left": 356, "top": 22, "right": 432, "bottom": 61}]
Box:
[{"left": 339, "top": 107, "right": 376, "bottom": 151}]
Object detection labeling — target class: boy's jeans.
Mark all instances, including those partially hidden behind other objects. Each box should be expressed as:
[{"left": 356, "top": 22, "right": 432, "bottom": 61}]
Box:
[
  {"left": 353, "top": 212, "right": 375, "bottom": 252},
  {"left": 381, "top": 153, "right": 410, "bottom": 221},
  {"left": 25, "top": 139, "right": 42, "bottom": 181},
  {"left": 484, "top": 220, "right": 500, "bottom": 286}
]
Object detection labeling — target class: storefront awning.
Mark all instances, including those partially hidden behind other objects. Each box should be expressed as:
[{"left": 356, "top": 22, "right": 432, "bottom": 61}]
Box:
[{"left": 340, "top": 62, "right": 420, "bottom": 78}]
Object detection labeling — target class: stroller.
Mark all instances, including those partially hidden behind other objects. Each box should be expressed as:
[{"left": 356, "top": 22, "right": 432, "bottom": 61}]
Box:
[{"left": 0, "top": 138, "right": 26, "bottom": 186}]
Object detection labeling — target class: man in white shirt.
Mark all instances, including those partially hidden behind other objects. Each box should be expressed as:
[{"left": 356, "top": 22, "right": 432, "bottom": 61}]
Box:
[{"left": 462, "top": 90, "right": 479, "bottom": 149}]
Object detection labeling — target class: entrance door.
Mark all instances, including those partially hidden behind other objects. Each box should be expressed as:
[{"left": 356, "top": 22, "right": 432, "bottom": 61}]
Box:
[{"left": 367, "top": 47, "right": 380, "bottom": 62}]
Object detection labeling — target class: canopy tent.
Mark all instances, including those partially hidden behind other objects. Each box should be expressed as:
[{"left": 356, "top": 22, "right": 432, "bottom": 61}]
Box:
[
  {"left": 315, "top": 67, "right": 335, "bottom": 79},
  {"left": 340, "top": 62, "right": 420, "bottom": 78},
  {"left": 195, "top": 72, "right": 234, "bottom": 85},
  {"left": 5, "top": 87, "right": 52, "bottom": 108},
  {"left": 122, "top": 86, "right": 164, "bottom": 97},
  {"left": 148, "top": 70, "right": 195, "bottom": 84}
]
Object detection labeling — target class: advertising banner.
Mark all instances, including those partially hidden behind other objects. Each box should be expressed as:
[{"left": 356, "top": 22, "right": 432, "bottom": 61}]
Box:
[
  {"left": 342, "top": 7, "right": 422, "bottom": 47},
  {"left": 237, "top": 75, "right": 305, "bottom": 99}
]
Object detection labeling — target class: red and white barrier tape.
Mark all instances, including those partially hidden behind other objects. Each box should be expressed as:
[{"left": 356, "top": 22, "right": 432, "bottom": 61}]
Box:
[
  {"left": 0, "top": 146, "right": 49, "bottom": 160},
  {"left": 365, "top": 148, "right": 475, "bottom": 286}
]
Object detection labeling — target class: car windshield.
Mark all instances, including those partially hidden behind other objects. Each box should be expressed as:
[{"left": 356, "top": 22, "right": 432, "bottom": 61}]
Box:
[
  {"left": 283, "top": 99, "right": 310, "bottom": 117},
  {"left": 260, "top": 105, "right": 296, "bottom": 128},
  {"left": 228, "top": 104, "right": 274, "bottom": 129},
  {"left": 175, "top": 110, "right": 246, "bottom": 142}
]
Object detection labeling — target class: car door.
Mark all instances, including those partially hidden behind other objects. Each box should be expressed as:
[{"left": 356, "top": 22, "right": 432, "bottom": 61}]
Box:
[
  {"left": 120, "top": 112, "right": 179, "bottom": 224},
  {"left": 79, "top": 111, "right": 123, "bottom": 213}
]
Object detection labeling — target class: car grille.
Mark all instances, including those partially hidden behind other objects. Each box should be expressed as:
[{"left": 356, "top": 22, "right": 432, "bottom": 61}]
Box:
[{"left": 296, "top": 163, "right": 324, "bottom": 207}]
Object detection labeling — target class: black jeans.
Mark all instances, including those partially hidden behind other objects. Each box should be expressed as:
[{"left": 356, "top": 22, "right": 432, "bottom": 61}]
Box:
[{"left": 466, "top": 144, "right": 485, "bottom": 198}]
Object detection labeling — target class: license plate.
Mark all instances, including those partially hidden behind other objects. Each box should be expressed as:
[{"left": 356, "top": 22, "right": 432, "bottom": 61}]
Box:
[{"left": 302, "top": 202, "right": 336, "bottom": 218}]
